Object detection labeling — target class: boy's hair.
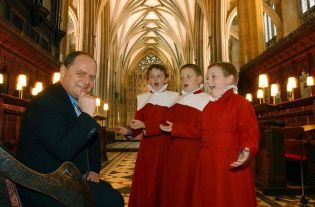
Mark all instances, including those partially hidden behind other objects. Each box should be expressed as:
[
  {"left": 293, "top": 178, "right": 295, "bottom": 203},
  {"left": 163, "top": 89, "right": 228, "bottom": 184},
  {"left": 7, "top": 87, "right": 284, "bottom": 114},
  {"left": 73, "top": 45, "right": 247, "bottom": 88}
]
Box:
[
  {"left": 180, "top": 64, "right": 202, "bottom": 76},
  {"left": 146, "top": 64, "right": 169, "bottom": 78},
  {"left": 208, "top": 62, "right": 238, "bottom": 84}
]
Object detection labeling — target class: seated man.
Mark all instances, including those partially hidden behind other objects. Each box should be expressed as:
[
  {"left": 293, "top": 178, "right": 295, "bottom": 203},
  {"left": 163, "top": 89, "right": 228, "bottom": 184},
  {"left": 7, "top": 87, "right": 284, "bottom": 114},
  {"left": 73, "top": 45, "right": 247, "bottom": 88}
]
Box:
[{"left": 16, "top": 51, "right": 124, "bottom": 207}]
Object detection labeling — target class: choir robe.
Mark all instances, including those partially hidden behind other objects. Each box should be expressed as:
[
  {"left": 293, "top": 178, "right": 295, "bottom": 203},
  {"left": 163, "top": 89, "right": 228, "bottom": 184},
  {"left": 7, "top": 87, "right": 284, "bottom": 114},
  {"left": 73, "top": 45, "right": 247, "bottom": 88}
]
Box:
[
  {"left": 160, "top": 90, "right": 210, "bottom": 207},
  {"left": 128, "top": 90, "right": 179, "bottom": 207},
  {"left": 192, "top": 89, "right": 259, "bottom": 207}
]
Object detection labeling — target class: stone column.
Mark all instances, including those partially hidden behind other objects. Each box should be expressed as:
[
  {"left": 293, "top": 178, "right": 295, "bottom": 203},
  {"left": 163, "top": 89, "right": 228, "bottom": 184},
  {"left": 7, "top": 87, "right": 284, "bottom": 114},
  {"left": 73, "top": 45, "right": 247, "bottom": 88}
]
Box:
[
  {"left": 281, "top": 0, "right": 301, "bottom": 36},
  {"left": 58, "top": 0, "right": 69, "bottom": 61},
  {"left": 78, "top": 0, "right": 96, "bottom": 55},
  {"left": 194, "top": 4, "right": 204, "bottom": 70},
  {"left": 237, "top": 0, "right": 264, "bottom": 65},
  {"left": 210, "top": 0, "right": 223, "bottom": 62}
]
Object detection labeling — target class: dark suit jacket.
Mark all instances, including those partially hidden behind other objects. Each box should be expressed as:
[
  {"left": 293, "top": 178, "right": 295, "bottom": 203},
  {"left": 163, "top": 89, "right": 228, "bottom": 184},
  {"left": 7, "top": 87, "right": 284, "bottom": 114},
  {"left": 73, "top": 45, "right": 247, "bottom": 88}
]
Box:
[{"left": 17, "top": 83, "right": 101, "bottom": 175}]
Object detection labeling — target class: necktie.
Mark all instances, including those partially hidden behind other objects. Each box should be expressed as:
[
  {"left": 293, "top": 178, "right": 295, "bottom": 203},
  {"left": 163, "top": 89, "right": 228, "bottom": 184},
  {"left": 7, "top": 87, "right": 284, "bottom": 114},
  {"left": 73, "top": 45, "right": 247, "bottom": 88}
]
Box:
[{"left": 74, "top": 103, "right": 81, "bottom": 117}]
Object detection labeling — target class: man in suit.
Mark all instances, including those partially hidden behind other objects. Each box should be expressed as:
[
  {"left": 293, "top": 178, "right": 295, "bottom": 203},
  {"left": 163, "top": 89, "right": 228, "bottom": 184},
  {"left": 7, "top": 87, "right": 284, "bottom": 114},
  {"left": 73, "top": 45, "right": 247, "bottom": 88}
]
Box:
[{"left": 16, "top": 51, "right": 124, "bottom": 207}]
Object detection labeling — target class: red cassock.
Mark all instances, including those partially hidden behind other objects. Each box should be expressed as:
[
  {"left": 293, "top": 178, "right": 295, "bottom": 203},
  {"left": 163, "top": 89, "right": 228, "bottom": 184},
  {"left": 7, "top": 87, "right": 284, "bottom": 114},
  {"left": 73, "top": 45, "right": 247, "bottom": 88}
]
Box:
[
  {"left": 192, "top": 89, "right": 259, "bottom": 207},
  {"left": 160, "top": 90, "right": 210, "bottom": 207},
  {"left": 128, "top": 90, "right": 178, "bottom": 207}
]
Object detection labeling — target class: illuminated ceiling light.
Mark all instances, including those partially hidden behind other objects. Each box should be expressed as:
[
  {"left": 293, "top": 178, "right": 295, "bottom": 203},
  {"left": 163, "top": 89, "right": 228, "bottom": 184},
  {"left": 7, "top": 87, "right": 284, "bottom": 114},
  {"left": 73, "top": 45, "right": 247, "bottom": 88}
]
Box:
[
  {"left": 145, "top": 11, "right": 159, "bottom": 20},
  {"left": 144, "top": 0, "right": 161, "bottom": 7}
]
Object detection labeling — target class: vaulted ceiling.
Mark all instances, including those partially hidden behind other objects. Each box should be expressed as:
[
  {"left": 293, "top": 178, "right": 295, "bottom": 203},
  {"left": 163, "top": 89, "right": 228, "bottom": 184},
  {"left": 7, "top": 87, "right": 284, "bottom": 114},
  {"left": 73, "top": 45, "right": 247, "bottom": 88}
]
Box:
[{"left": 101, "top": 0, "right": 201, "bottom": 71}]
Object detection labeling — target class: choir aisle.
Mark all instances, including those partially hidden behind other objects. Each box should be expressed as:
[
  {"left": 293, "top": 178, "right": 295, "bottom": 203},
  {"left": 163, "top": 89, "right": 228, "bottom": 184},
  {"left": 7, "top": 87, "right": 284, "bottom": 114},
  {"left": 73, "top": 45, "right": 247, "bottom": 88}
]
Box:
[{"left": 99, "top": 140, "right": 315, "bottom": 207}]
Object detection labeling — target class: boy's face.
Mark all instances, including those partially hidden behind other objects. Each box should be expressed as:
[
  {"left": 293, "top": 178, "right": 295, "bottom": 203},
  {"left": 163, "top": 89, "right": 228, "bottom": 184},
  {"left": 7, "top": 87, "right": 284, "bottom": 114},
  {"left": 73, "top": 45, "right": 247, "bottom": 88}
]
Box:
[
  {"left": 180, "top": 67, "right": 203, "bottom": 92},
  {"left": 206, "top": 66, "right": 233, "bottom": 98},
  {"left": 148, "top": 68, "right": 168, "bottom": 91}
]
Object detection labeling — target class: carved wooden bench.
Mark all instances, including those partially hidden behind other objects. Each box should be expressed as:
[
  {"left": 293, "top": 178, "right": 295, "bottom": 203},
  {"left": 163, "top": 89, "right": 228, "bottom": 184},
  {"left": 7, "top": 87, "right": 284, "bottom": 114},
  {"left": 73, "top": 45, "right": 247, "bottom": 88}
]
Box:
[{"left": 0, "top": 146, "right": 96, "bottom": 207}]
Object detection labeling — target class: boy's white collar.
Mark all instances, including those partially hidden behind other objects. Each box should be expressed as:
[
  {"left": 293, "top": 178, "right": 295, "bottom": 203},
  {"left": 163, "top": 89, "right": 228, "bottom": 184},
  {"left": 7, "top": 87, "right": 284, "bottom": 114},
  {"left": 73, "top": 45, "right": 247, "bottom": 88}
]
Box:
[
  {"left": 209, "top": 85, "right": 238, "bottom": 102},
  {"left": 147, "top": 84, "right": 168, "bottom": 93},
  {"left": 181, "top": 84, "right": 204, "bottom": 95}
]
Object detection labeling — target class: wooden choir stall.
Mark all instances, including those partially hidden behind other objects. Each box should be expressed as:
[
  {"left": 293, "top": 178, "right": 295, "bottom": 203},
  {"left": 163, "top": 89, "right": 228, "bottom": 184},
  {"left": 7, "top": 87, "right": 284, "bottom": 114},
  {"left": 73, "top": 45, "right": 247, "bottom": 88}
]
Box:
[{"left": 239, "top": 15, "right": 315, "bottom": 196}]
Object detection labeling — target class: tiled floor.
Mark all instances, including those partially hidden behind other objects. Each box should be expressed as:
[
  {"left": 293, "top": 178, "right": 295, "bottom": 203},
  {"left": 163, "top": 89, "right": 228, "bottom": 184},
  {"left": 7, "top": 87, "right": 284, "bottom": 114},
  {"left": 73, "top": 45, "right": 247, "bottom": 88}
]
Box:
[{"left": 100, "top": 144, "right": 315, "bottom": 207}]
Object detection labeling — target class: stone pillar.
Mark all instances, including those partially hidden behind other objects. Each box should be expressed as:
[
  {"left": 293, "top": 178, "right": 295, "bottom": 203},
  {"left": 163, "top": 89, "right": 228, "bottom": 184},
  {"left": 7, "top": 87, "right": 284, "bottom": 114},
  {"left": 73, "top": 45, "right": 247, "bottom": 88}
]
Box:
[
  {"left": 210, "top": 0, "right": 223, "bottom": 62},
  {"left": 78, "top": 0, "right": 96, "bottom": 55},
  {"left": 194, "top": 4, "right": 204, "bottom": 70},
  {"left": 58, "top": 0, "right": 69, "bottom": 61},
  {"left": 281, "top": 0, "right": 301, "bottom": 36},
  {"left": 237, "top": 0, "right": 264, "bottom": 65}
]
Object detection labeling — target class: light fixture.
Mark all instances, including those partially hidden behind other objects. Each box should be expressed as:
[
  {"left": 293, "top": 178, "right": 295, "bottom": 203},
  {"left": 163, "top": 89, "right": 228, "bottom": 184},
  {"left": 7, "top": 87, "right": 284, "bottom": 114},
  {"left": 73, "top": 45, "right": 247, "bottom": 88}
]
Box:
[
  {"left": 18, "top": 74, "right": 27, "bottom": 87},
  {"left": 270, "top": 84, "right": 279, "bottom": 104},
  {"left": 307, "top": 76, "right": 314, "bottom": 96},
  {"left": 103, "top": 103, "right": 109, "bottom": 111},
  {"left": 53, "top": 72, "right": 60, "bottom": 83},
  {"left": 95, "top": 98, "right": 101, "bottom": 115},
  {"left": 257, "top": 89, "right": 264, "bottom": 104},
  {"left": 258, "top": 74, "right": 268, "bottom": 103},
  {"left": 0, "top": 73, "right": 3, "bottom": 84},
  {"left": 258, "top": 74, "right": 268, "bottom": 88},
  {"left": 17, "top": 74, "right": 27, "bottom": 99},
  {"left": 245, "top": 93, "right": 252, "bottom": 102},
  {"left": 307, "top": 76, "right": 314, "bottom": 86},
  {"left": 32, "top": 87, "right": 38, "bottom": 96},
  {"left": 287, "top": 77, "right": 297, "bottom": 100},
  {"left": 35, "top": 82, "right": 43, "bottom": 93},
  {"left": 96, "top": 98, "right": 101, "bottom": 106}
]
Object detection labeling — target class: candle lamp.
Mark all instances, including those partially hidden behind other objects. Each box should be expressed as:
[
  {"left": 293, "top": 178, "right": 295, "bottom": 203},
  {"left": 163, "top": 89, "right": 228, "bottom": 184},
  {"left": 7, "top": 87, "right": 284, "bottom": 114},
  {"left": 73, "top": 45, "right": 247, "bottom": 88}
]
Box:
[
  {"left": 35, "top": 82, "right": 43, "bottom": 93},
  {"left": 306, "top": 76, "right": 314, "bottom": 96},
  {"left": 287, "top": 77, "right": 297, "bottom": 100},
  {"left": 0, "top": 74, "right": 3, "bottom": 84},
  {"left": 17, "top": 74, "right": 27, "bottom": 99},
  {"left": 103, "top": 103, "right": 109, "bottom": 126},
  {"left": 53, "top": 72, "right": 60, "bottom": 83},
  {"left": 245, "top": 93, "right": 252, "bottom": 102},
  {"left": 32, "top": 87, "right": 38, "bottom": 96},
  {"left": 257, "top": 89, "right": 264, "bottom": 104},
  {"left": 258, "top": 74, "right": 268, "bottom": 103},
  {"left": 270, "top": 84, "right": 279, "bottom": 104},
  {"left": 96, "top": 98, "right": 101, "bottom": 114}
]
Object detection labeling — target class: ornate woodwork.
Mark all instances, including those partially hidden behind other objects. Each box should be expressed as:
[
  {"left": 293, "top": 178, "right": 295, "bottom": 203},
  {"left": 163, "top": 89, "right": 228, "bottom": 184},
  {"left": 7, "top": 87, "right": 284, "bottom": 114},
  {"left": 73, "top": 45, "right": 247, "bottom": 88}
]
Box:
[
  {"left": 254, "top": 97, "right": 315, "bottom": 195},
  {"left": 0, "top": 146, "right": 95, "bottom": 207},
  {"left": 0, "top": 94, "right": 28, "bottom": 154},
  {"left": 0, "top": 0, "right": 64, "bottom": 99},
  {"left": 238, "top": 16, "right": 315, "bottom": 103}
]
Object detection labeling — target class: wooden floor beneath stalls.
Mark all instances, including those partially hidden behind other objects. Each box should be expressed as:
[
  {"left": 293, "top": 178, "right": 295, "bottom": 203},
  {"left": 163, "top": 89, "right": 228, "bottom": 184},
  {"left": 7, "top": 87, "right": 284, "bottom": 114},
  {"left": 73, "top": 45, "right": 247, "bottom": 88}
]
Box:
[{"left": 99, "top": 140, "right": 315, "bottom": 207}]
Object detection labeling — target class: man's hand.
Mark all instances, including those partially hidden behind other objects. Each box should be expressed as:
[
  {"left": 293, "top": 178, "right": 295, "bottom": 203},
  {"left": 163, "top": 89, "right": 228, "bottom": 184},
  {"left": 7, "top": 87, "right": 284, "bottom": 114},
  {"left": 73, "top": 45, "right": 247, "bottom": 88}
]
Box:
[
  {"left": 129, "top": 119, "right": 145, "bottom": 129},
  {"left": 86, "top": 171, "right": 100, "bottom": 183},
  {"left": 160, "top": 121, "right": 173, "bottom": 132},
  {"left": 78, "top": 93, "right": 96, "bottom": 117},
  {"left": 116, "top": 126, "right": 129, "bottom": 135},
  {"left": 230, "top": 147, "right": 250, "bottom": 168}
]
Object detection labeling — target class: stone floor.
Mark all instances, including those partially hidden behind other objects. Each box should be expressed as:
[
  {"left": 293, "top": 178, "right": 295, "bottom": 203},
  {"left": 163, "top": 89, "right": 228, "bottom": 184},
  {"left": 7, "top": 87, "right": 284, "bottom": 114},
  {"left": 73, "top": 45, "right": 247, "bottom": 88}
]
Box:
[{"left": 99, "top": 142, "right": 315, "bottom": 207}]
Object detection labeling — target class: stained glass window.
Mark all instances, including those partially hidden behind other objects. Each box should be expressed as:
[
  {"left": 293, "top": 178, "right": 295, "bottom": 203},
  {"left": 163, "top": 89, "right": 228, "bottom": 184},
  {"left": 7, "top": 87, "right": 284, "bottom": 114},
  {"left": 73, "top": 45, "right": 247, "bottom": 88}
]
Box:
[{"left": 137, "top": 53, "right": 162, "bottom": 70}]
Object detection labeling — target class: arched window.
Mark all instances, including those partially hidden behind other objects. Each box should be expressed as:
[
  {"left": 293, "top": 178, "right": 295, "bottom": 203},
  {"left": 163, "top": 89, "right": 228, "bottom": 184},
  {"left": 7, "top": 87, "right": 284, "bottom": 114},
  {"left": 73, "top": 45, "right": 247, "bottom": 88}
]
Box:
[
  {"left": 263, "top": 4, "right": 277, "bottom": 45},
  {"left": 301, "top": 0, "right": 315, "bottom": 13},
  {"left": 137, "top": 53, "right": 162, "bottom": 70}
]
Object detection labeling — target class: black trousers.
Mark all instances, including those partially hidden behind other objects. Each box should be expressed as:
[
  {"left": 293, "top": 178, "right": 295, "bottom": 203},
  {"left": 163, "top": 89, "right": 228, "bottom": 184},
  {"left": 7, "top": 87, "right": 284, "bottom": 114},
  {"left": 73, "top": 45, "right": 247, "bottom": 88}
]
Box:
[{"left": 17, "top": 180, "right": 124, "bottom": 207}]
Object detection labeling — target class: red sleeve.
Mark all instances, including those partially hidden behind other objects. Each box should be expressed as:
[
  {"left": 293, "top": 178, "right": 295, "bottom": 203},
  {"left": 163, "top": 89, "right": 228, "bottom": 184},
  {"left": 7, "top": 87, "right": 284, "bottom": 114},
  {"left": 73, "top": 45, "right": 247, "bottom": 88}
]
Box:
[
  {"left": 132, "top": 109, "right": 144, "bottom": 138},
  {"left": 237, "top": 100, "right": 260, "bottom": 157},
  {"left": 171, "top": 123, "right": 201, "bottom": 139},
  {"left": 145, "top": 108, "right": 171, "bottom": 137},
  {"left": 171, "top": 114, "right": 202, "bottom": 139},
  {"left": 145, "top": 125, "right": 163, "bottom": 137}
]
